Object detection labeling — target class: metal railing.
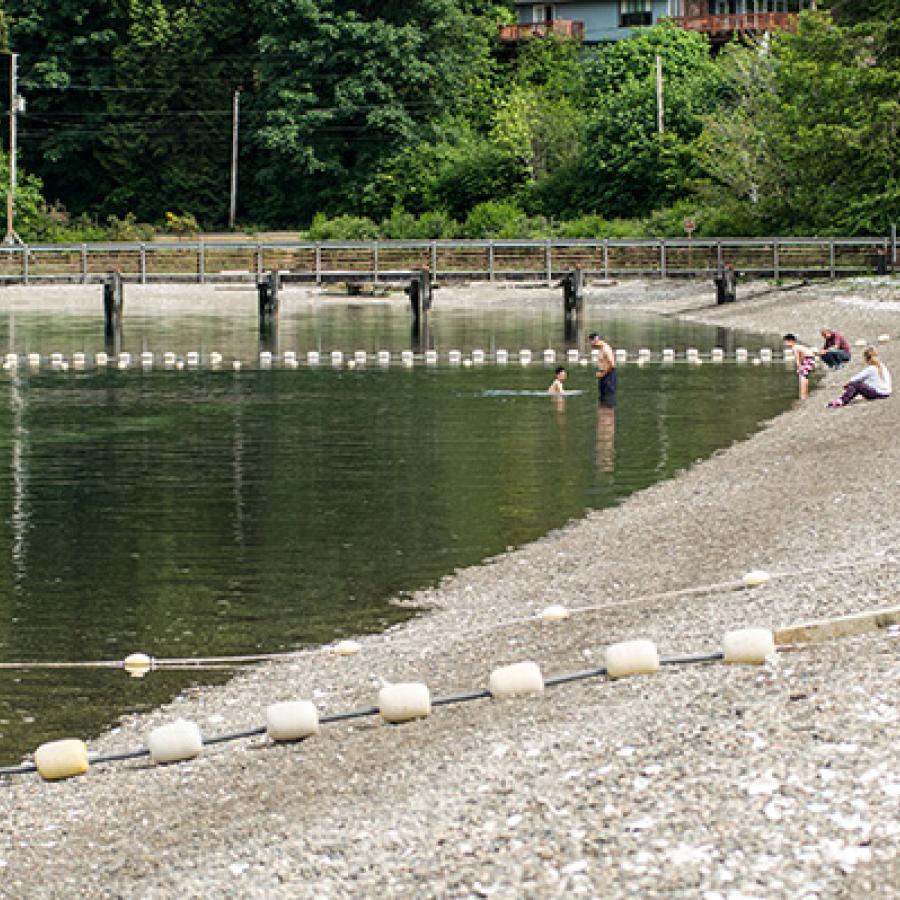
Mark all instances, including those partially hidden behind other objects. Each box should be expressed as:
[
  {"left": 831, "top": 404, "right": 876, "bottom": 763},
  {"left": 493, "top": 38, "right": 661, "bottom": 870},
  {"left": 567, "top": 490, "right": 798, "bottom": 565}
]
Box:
[{"left": 0, "top": 236, "right": 893, "bottom": 286}]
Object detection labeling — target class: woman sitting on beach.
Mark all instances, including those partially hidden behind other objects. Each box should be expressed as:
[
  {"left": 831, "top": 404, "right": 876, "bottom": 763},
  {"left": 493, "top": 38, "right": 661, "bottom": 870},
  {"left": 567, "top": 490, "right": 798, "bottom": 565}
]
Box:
[{"left": 826, "top": 347, "right": 892, "bottom": 408}]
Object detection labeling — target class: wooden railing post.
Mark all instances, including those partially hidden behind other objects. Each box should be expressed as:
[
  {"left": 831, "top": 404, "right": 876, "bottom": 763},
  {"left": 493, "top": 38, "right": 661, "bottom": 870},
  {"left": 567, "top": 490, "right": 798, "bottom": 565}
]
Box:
[
  {"left": 488, "top": 240, "right": 495, "bottom": 282},
  {"left": 81, "top": 244, "right": 88, "bottom": 284},
  {"left": 829, "top": 239, "right": 835, "bottom": 279},
  {"left": 603, "top": 239, "right": 609, "bottom": 280},
  {"left": 773, "top": 239, "right": 780, "bottom": 280},
  {"left": 660, "top": 239, "right": 667, "bottom": 279},
  {"left": 315, "top": 244, "right": 322, "bottom": 285},
  {"left": 198, "top": 241, "right": 205, "bottom": 284}
]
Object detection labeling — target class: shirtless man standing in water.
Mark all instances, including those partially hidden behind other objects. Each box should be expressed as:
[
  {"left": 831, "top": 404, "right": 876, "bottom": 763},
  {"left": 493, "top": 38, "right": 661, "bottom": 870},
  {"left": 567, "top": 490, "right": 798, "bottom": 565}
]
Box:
[{"left": 590, "top": 332, "right": 617, "bottom": 407}]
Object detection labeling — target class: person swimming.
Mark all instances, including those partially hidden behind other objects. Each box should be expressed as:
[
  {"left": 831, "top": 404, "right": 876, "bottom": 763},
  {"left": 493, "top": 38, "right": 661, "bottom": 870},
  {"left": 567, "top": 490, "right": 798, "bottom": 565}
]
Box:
[{"left": 548, "top": 366, "right": 568, "bottom": 394}]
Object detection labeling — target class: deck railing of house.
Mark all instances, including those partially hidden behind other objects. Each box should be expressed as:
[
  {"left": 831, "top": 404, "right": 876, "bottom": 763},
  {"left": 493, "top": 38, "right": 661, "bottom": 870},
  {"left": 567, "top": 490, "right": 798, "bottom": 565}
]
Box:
[
  {"left": 672, "top": 12, "right": 797, "bottom": 35},
  {"left": 498, "top": 20, "right": 585, "bottom": 42}
]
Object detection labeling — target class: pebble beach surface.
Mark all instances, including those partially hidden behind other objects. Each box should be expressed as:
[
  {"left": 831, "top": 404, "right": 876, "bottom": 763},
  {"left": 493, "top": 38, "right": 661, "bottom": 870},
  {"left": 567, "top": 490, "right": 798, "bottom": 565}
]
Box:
[{"left": 1, "top": 278, "right": 898, "bottom": 899}]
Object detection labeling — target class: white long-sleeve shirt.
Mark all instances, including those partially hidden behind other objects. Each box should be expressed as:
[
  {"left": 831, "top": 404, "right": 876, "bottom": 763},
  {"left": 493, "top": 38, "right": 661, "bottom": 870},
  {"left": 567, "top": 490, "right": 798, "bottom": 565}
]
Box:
[{"left": 854, "top": 363, "right": 892, "bottom": 396}]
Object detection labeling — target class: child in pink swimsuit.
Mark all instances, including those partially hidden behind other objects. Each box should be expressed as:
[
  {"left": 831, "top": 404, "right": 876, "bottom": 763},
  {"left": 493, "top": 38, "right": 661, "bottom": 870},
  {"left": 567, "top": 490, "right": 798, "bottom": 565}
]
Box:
[{"left": 783, "top": 333, "right": 816, "bottom": 400}]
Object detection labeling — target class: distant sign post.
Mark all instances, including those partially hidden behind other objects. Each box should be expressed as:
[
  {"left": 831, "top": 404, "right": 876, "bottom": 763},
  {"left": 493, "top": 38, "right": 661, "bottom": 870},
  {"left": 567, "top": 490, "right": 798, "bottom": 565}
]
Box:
[{"left": 684, "top": 218, "right": 696, "bottom": 271}]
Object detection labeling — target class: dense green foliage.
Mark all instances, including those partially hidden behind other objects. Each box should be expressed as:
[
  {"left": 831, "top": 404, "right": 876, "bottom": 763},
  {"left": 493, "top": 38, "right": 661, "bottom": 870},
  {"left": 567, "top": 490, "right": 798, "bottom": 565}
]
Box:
[{"left": 0, "top": 3, "right": 896, "bottom": 239}]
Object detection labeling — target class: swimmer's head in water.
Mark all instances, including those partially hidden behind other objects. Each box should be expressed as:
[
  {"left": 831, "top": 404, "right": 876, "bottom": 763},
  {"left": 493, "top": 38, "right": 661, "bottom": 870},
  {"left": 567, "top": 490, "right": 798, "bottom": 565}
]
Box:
[
  {"left": 555, "top": 366, "right": 567, "bottom": 381},
  {"left": 589, "top": 333, "right": 603, "bottom": 346}
]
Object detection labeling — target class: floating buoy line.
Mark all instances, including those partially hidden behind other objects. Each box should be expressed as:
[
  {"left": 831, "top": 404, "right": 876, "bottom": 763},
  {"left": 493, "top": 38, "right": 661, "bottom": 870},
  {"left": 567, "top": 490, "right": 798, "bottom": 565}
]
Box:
[
  {"left": 0, "top": 556, "right": 895, "bottom": 781},
  {"left": 3, "top": 341, "right": 879, "bottom": 373}
]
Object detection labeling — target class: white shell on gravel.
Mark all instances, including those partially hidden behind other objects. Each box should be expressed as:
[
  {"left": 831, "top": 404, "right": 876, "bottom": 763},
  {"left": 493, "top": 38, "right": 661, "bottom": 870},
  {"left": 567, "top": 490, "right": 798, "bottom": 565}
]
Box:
[{"left": 332, "top": 640, "right": 361, "bottom": 657}]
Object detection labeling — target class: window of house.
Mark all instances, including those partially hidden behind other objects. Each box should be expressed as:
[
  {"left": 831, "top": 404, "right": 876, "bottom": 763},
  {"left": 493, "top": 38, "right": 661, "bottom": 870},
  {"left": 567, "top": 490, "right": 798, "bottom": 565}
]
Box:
[
  {"left": 620, "top": 1, "right": 652, "bottom": 27},
  {"left": 533, "top": 4, "right": 555, "bottom": 24}
]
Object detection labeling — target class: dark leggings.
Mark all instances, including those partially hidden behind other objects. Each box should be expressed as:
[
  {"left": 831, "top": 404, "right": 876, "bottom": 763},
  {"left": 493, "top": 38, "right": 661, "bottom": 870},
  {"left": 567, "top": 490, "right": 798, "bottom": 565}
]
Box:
[{"left": 840, "top": 381, "right": 888, "bottom": 404}]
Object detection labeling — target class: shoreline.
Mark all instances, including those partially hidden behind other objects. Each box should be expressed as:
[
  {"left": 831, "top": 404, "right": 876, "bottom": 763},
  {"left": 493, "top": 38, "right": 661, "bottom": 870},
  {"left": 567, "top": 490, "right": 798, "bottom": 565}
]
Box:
[{"left": 1, "top": 277, "right": 898, "bottom": 897}]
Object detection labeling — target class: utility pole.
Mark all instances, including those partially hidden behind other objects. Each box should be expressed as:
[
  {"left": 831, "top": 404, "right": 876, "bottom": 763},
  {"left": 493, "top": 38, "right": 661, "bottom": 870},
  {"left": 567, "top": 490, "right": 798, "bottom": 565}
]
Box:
[
  {"left": 655, "top": 54, "right": 664, "bottom": 135},
  {"left": 228, "top": 88, "right": 240, "bottom": 229},
  {"left": 5, "top": 50, "right": 23, "bottom": 245}
]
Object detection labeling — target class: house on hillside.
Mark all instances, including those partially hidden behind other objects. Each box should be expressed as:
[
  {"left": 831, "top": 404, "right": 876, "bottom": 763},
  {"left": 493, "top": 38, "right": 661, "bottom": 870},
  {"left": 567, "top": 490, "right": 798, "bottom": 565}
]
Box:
[{"left": 500, "top": 1, "right": 818, "bottom": 46}]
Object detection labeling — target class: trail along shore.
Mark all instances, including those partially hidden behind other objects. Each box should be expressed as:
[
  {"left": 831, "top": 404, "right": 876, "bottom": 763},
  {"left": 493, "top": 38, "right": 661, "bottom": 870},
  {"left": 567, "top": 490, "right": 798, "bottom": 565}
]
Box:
[{"left": 1, "top": 276, "right": 898, "bottom": 899}]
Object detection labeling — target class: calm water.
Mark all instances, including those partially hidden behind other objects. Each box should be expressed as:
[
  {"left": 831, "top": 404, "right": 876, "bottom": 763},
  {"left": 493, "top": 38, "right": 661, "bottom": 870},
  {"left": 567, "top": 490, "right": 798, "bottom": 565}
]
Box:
[{"left": 0, "top": 301, "right": 796, "bottom": 764}]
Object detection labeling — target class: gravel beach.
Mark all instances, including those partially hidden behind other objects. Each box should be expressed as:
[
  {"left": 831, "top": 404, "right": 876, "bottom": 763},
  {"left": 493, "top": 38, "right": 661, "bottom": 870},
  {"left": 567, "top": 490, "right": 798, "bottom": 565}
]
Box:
[{"left": 1, "top": 277, "right": 898, "bottom": 899}]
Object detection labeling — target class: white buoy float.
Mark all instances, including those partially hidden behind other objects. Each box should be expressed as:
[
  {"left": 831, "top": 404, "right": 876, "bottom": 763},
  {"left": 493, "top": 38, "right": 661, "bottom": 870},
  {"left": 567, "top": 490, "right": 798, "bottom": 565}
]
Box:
[
  {"left": 307, "top": 350, "right": 320, "bottom": 366},
  {"left": 425, "top": 350, "right": 438, "bottom": 365},
  {"left": 346, "top": 360, "right": 356, "bottom": 370},
  {"left": 232, "top": 360, "right": 242, "bottom": 371},
  {"left": 27, "top": 352, "right": 40, "bottom": 368},
  {"left": 95, "top": 352, "right": 108, "bottom": 367},
  {"left": 378, "top": 683, "right": 431, "bottom": 724},
  {"left": 566, "top": 348, "right": 579, "bottom": 363},
  {"left": 855, "top": 338, "right": 867, "bottom": 348},
  {"left": 117, "top": 352, "right": 131, "bottom": 370},
  {"left": 877, "top": 334, "right": 890, "bottom": 343},
  {"left": 210, "top": 351, "right": 223, "bottom": 367},
  {"left": 495, "top": 349, "right": 509, "bottom": 365},
  {"left": 265, "top": 700, "right": 320, "bottom": 742},
  {"left": 489, "top": 661, "right": 544, "bottom": 699},
  {"left": 4, "top": 353, "right": 17, "bottom": 367},
  {"left": 34, "top": 739, "right": 90, "bottom": 781},
  {"left": 259, "top": 351, "right": 273, "bottom": 368},
  {"left": 711, "top": 347, "right": 725, "bottom": 362},
  {"left": 72, "top": 353, "right": 85, "bottom": 369},
  {"left": 50, "top": 352, "right": 63, "bottom": 367},
  {"left": 662, "top": 348, "right": 675, "bottom": 363},
  {"left": 782, "top": 348, "right": 794, "bottom": 363},
  {"left": 519, "top": 349, "right": 532, "bottom": 365},
  {"left": 614, "top": 348, "right": 628, "bottom": 364},
  {"left": 123, "top": 652, "right": 152, "bottom": 678},
  {"left": 472, "top": 349, "right": 485, "bottom": 365},
  {"left": 186, "top": 351, "right": 200, "bottom": 367},
  {"left": 735, "top": 348, "right": 748, "bottom": 363},
  {"left": 147, "top": 719, "right": 203, "bottom": 765},
  {"left": 759, "top": 348, "right": 773, "bottom": 363},
  {"left": 605, "top": 639, "right": 660, "bottom": 680},
  {"left": 332, "top": 639, "right": 361, "bottom": 657},
  {"left": 377, "top": 350, "right": 391, "bottom": 366},
  {"left": 448, "top": 350, "right": 462, "bottom": 365},
  {"left": 638, "top": 348, "right": 651, "bottom": 360},
  {"left": 463, "top": 358, "right": 473, "bottom": 368},
  {"left": 401, "top": 350, "right": 414, "bottom": 366},
  {"left": 543, "top": 348, "right": 556, "bottom": 363},
  {"left": 163, "top": 351, "right": 176, "bottom": 367},
  {"left": 331, "top": 351, "right": 343, "bottom": 366},
  {"left": 723, "top": 628, "right": 776, "bottom": 665},
  {"left": 540, "top": 604, "right": 570, "bottom": 622},
  {"left": 742, "top": 569, "right": 771, "bottom": 588},
  {"left": 354, "top": 350, "right": 367, "bottom": 365},
  {"left": 141, "top": 351, "right": 153, "bottom": 368}
]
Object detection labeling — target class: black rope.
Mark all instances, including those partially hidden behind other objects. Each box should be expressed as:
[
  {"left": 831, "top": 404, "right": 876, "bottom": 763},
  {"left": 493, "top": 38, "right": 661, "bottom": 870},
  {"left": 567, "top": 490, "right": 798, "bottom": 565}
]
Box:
[{"left": 0, "top": 649, "right": 732, "bottom": 779}]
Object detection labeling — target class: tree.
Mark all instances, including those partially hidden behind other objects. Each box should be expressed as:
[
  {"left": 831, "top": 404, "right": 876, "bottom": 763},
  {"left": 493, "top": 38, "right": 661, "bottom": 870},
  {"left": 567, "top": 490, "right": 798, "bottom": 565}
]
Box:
[
  {"left": 695, "top": 12, "right": 900, "bottom": 234},
  {"left": 98, "top": 0, "right": 257, "bottom": 224},
  {"left": 247, "top": 0, "right": 500, "bottom": 223},
  {"left": 7, "top": 0, "right": 130, "bottom": 213},
  {"left": 578, "top": 22, "right": 724, "bottom": 219}
]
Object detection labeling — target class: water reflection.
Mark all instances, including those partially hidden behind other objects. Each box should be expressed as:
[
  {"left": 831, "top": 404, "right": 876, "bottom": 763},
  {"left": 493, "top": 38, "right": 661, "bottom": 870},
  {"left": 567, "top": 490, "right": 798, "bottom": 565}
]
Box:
[
  {"left": 0, "top": 301, "right": 796, "bottom": 764},
  {"left": 596, "top": 405, "right": 616, "bottom": 473}
]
